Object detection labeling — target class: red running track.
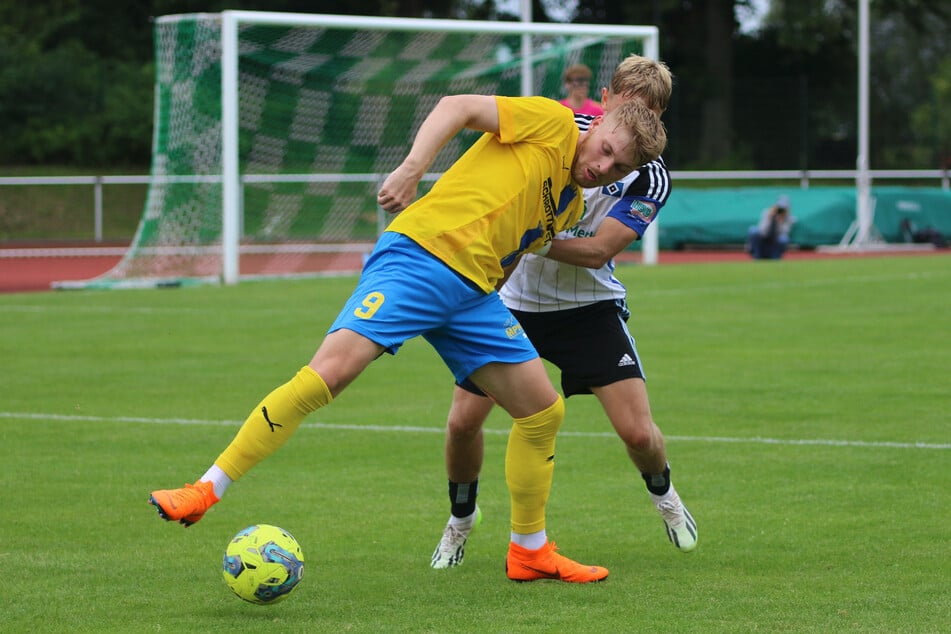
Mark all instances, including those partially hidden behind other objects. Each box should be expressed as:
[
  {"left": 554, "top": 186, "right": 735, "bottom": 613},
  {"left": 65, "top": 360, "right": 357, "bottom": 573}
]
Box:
[{"left": 1, "top": 243, "right": 943, "bottom": 294}]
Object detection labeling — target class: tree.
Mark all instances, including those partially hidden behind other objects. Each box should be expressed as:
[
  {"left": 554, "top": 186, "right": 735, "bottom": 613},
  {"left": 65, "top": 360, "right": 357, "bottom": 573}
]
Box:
[
  {"left": 566, "top": 0, "right": 745, "bottom": 168},
  {"left": 761, "top": 0, "right": 951, "bottom": 169},
  {"left": 910, "top": 57, "right": 951, "bottom": 168},
  {"left": 2, "top": 0, "right": 947, "bottom": 169},
  {"left": 696, "top": 0, "right": 737, "bottom": 165},
  {"left": 0, "top": 0, "right": 155, "bottom": 165},
  {"left": 733, "top": 3, "right": 859, "bottom": 170},
  {"left": 0, "top": 0, "right": 462, "bottom": 166}
]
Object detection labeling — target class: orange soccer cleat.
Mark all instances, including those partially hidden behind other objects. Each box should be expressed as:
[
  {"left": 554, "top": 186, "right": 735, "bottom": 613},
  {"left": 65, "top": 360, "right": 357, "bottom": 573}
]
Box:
[
  {"left": 149, "top": 480, "right": 219, "bottom": 527},
  {"left": 506, "top": 541, "right": 608, "bottom": 583}
]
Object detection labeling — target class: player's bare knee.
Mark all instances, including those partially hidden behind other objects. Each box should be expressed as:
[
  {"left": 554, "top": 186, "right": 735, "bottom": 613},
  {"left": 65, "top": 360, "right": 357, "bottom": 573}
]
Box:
[
  {"left": 446, "top": 413, "right": 483, "bottom": 438},
  {"left": 620, "top": 422, "right": 655, "bottom": 452}
]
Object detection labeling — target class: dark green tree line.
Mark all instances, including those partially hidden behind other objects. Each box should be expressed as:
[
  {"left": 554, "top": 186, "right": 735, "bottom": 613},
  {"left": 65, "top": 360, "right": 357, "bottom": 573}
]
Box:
[{"left": 0, "top": 0, "right": 947, "bottom": 169}]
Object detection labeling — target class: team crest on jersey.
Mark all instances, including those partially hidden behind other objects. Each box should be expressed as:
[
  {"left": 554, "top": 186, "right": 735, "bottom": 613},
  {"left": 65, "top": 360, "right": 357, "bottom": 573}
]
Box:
[{"left": 601, "top": 181, "right": 624, "bottom": 198}]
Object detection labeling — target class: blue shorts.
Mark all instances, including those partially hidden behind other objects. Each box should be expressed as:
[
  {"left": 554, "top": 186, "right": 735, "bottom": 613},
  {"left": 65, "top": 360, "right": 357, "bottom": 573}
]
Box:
[{"left": 329, "top": 232, "right": 538, "bottom": 383}]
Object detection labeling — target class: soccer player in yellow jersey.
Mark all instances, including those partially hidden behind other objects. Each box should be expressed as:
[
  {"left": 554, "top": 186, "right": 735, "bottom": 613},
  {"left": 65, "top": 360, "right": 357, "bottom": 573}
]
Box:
[{"left": 150, "top": 93, "right": 666, "bottom": 584}]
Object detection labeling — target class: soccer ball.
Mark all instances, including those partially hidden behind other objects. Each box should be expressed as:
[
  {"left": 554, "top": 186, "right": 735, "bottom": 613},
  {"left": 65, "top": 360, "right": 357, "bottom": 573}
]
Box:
[{"left": 222, "top": 524, "right": 304, "bottom": 605}]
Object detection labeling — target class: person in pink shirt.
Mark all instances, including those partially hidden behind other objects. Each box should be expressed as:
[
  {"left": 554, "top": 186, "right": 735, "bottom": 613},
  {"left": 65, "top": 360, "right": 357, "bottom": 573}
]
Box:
[{"left": 558, "top": 63, "right": 604, "bottom": 116}]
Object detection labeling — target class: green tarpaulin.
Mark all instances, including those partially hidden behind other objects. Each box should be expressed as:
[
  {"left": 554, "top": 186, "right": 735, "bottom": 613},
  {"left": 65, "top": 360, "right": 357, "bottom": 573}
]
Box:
[{"left": 650, "top": 186, "right": 951, "bottom": 249}]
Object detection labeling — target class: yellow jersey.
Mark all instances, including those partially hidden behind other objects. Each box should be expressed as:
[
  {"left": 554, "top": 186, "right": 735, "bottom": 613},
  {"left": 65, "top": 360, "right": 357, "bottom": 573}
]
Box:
[{"left": 387, "top": 96, "right": 584, "bottom": 293}]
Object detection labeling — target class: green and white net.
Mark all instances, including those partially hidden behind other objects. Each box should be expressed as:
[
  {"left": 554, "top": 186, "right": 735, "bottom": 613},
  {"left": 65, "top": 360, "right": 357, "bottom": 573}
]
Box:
[{"left": 58, "top": 13, "right": 646, "bottom": 288}]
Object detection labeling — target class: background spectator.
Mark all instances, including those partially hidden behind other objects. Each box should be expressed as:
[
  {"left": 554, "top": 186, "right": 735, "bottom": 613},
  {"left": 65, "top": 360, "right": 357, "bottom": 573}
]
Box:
[
  {"left": 748, "top": 194, "right": 795, "bottom": 259},
  {"left": 558, "top": 63, "right": 603, "bottom": 116}
]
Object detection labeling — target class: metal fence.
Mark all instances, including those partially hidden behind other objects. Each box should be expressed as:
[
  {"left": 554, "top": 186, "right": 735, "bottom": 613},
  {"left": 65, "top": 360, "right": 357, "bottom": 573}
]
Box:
[{"left": 1, "top": 170, "right": 948, "bottom": 242}]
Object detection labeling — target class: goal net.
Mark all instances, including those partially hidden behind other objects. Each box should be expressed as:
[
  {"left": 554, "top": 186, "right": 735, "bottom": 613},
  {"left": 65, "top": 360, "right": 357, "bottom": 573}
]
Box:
[{"left": 56, "top": 11, "right": 657, "bottom": 289}]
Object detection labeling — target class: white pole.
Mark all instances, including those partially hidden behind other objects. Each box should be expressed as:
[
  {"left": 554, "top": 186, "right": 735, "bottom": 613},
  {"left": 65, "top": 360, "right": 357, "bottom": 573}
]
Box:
[
  {"left": 94, "top": 176, "right": 103, "bottom": 242},
  {"left": 642, "top": 29, "right": 660, "bottom": 265},
  {"left": 643, "top": 29, "right": 659, "bottom": 63},
  {"left": 855, "top": 0, "right": 872, "bottom": 246},
  {"left": 221, "top": 12, "right": 240, "bottom": 285},
  {"left": 520, "top": 0, "right": 532, "bottom": 96},
  {"left": 642, "top": 222, "right": 659, "bottom": 265}
]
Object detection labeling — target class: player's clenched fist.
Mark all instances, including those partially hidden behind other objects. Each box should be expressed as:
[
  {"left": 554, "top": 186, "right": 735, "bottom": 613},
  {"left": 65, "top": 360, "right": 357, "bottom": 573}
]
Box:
[{"left": 377, "top": 163, "right": 423, "bottom": 213}]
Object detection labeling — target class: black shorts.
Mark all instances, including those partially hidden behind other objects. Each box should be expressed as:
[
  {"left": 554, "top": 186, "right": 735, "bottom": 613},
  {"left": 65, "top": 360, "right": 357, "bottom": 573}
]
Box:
[{"left": 460, "top": 299, "right": 644, "bottom": 398}]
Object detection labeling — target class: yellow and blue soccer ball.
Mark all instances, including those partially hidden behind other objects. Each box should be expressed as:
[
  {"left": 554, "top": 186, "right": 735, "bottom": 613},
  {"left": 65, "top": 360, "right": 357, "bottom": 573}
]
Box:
[{"left": 222, "top": 524, "right": 304, "bottom": 605}]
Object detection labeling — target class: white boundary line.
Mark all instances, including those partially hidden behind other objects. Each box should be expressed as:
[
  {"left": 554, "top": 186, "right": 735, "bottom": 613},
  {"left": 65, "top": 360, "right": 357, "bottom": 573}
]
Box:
[{"left": 2, "top": 411, "right": 946, "bottom": 450}]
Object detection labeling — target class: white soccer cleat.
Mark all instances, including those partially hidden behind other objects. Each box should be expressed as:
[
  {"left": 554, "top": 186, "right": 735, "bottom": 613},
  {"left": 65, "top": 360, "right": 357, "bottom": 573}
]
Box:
[
  {"left": 652, "top": 486, "right": 698, "bottom": 552},
  {"left": 430, "top": 506, "right": 481, "bottom": 569}
]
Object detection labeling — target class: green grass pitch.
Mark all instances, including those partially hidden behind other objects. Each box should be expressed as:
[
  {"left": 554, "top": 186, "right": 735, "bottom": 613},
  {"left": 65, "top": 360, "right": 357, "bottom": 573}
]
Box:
[{"left": 1, "top": 254, "right": 948, "bottom": 632}]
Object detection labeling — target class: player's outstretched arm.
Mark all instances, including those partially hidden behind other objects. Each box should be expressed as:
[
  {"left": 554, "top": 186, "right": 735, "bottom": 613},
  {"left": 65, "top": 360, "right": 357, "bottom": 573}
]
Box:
[{"left": 377, "top": 94, "right": 500, "bottom": 213}]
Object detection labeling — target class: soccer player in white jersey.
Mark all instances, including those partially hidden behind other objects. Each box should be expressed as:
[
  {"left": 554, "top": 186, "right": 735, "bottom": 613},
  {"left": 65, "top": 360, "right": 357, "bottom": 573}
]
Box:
[{"left": 431, "top": 55, "right": 698, "bottom": 571}]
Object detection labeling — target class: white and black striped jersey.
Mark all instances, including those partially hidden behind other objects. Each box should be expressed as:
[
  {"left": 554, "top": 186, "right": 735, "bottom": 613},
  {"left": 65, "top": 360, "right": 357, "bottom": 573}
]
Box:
[{"left": 500, "top": 113, "right": 671, "bottom": 312}]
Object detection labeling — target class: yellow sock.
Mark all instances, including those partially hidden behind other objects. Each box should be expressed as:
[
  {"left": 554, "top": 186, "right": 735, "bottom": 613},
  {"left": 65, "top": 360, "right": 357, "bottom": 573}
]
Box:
[
  {"left": 506, "top": 396, "right": 564, "bottom": 534},
  {"left": 215, "top": 366, "right": 332, "bottom": 480}
]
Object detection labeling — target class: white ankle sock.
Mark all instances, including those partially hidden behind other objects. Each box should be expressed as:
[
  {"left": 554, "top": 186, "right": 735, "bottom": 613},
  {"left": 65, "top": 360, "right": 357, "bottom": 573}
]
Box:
[
  {"left": 650, "top": 484, "right": 678, "bottom": 503},
  {"left": 511, "top": 530, "right": 547, "bottom": 550},
  {"left": 201, "top": 465, "right": 232, "bottom": 499},
  {"left": 447, "top": 508, "right": 478, "bottom": 530}
]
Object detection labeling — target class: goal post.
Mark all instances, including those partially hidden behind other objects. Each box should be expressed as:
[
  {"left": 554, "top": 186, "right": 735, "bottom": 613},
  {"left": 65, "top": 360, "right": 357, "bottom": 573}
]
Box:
[{"left": 57, "top": 12, "right": 658, "bottom": 289}]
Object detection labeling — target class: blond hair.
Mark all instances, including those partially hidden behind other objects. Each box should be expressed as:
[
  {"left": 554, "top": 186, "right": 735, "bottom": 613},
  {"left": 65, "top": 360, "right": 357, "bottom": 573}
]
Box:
[
  {"left": 609, "top": 54, "right": 673, "bottom": 113},
  {"left": 604, "top": 100, "right": 668, "bottom": 167}
]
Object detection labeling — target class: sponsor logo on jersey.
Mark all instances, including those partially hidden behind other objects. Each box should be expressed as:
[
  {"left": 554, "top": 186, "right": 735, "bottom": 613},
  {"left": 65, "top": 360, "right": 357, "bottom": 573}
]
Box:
[
  {"left": 541, "top": 176, "right": 557, "bottom": 235},
  {"left": 629, "top": 199, "right": 656, "bottom": 221},
  {"left": 570, "top": 227, "right": 596, "bottom": 238},
  {"left": 504, "top": 316, "right": 525, "bottom": 339}
]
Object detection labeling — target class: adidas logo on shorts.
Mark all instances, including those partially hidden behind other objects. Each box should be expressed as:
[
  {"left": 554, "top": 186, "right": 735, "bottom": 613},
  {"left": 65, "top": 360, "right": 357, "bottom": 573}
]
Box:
[{"left": 617, "top": 354, "right": 636, "bottom": 367}]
